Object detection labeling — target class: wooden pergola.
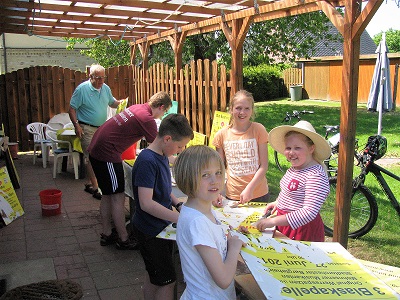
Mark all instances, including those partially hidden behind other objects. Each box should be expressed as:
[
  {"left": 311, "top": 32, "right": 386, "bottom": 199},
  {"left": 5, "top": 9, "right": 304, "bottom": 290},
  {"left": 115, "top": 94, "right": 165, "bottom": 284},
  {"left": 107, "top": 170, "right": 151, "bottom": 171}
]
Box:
[{"left": 0, "top": 0, "right": 389, "bottom": 248}]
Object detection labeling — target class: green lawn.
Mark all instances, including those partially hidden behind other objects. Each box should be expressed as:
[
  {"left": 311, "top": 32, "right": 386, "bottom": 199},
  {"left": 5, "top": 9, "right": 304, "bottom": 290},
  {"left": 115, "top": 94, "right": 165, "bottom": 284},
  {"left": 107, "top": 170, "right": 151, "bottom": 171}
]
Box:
[{"left": 254, "top": 98, "right": 400, "bottom": 268}]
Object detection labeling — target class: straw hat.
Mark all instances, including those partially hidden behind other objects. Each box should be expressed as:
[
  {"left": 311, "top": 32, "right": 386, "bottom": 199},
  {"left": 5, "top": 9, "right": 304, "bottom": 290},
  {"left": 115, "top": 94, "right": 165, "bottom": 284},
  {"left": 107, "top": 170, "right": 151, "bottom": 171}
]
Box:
[{"left": 269, "top": 120, "right": 331, "bottom": 161}]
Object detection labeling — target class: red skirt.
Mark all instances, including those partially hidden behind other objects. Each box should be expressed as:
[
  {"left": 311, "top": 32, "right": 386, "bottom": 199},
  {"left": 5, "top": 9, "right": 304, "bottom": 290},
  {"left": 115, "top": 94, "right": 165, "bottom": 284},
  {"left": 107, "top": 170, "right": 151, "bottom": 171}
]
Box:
[{"left": 276, "top": 208, "right": 325, "bottom": 242}]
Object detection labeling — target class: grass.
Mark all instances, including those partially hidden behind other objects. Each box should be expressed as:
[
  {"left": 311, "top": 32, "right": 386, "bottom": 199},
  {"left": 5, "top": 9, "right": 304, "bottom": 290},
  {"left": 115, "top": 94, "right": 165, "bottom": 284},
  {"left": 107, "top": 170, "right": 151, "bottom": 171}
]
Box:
[{"left": 254, "top": 98, "right": 400, "bottom": 268}]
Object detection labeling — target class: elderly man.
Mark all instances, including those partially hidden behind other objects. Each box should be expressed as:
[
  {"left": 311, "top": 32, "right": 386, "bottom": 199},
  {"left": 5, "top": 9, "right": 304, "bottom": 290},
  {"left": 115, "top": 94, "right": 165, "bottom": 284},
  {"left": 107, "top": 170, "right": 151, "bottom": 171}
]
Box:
[{"left": 68, "top": 64, "right": 122, "bottom": 200}]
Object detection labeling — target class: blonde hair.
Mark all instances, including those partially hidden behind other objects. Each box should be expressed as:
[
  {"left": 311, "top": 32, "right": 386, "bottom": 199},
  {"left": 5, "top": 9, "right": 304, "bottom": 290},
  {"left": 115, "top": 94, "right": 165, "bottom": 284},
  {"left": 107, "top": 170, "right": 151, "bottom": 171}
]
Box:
[
  {"left": 228, "top": 90, "right": 256, "bottom": 124},
  {"left": 173, "top": 145, "right": 225, "bottom": 198},
  {"left": 148, "top": 91, "right": 172, "bottom": 110}
]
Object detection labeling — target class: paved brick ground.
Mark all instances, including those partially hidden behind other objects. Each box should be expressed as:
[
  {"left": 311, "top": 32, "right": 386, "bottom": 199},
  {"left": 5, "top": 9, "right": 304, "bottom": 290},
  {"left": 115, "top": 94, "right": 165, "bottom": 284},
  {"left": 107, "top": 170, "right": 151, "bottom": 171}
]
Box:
[{"left": 0, "top": 152, "right": 185, "bottom": 300}]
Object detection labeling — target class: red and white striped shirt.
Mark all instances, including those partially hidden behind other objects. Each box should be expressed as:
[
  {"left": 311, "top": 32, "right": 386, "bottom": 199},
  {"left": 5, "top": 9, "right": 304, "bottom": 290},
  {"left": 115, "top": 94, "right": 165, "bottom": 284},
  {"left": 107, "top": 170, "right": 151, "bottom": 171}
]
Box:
[{"left": 276, "top": 164, "right": 329, "bottom": 229}]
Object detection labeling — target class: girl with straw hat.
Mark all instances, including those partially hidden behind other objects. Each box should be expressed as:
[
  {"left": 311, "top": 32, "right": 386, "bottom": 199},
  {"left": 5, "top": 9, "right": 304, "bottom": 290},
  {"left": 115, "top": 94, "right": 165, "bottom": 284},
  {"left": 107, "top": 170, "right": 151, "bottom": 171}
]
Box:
[{"left": 254, "top": 120, "right": 331, "bottom": 242}]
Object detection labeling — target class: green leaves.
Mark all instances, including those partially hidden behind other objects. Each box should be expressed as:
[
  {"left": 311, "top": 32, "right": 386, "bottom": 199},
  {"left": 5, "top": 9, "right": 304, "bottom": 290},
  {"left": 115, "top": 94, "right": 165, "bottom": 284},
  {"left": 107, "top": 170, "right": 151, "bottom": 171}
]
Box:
[{"left": 373, "top": 29, "right": 400, "bottom": 53}]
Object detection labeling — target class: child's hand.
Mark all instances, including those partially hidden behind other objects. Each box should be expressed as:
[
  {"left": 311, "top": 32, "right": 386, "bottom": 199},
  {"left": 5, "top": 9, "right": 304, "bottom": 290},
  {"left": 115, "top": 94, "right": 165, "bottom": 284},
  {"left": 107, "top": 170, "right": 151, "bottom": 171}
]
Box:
[
  {"left": 212, "top": 194, "right": 224, "bottom": 207},
  {"left": 238, "top": 225, "right": 250, "bottom": 234},
  {"left": 227, "top": 234, "right": 246, "bottom": 248},
  {"left": 254, "top": 218, "right": 273, "bottom": 232}
]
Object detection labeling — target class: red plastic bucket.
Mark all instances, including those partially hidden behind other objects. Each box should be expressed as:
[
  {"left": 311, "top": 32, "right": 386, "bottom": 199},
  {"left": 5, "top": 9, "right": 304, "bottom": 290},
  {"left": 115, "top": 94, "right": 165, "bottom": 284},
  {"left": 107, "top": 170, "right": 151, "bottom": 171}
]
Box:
[
  {"left": 39, "top": 189, "right": 62, "bottom": 216},
  {"left": 121, "top": 142, "right": 137, "bottom": 160}
]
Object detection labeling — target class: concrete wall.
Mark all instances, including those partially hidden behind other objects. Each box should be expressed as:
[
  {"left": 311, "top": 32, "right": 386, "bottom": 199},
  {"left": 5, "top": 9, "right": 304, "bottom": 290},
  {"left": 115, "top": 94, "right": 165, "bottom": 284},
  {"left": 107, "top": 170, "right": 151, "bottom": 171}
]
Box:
[{"left": 0, "top": 33, "right": 95, "bottom": 74}]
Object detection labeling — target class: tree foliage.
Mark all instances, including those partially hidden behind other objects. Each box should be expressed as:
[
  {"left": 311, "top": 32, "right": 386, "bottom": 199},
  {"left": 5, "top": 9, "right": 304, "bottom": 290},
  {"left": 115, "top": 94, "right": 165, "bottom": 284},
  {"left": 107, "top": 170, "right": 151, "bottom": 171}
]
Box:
[
  {"left": 65, "top": 37, "right": 131, "bottom": 68},
  {"left": 65, "top": 11, "right": 341, "bottom": 68},
  {"left": 373, "top": 29, "right": 400, "bottom": 53}
]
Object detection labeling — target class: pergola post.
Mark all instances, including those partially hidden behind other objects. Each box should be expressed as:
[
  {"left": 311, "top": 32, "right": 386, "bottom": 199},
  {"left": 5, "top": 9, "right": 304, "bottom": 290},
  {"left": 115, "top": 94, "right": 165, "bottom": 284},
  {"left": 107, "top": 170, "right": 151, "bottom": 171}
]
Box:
[
  {"left": 167, "top": 31, "right": 187, "bottom": 102},
  {"left": 221, "top": 17, "right": 253, "bottom": 96},
  {"left": 322, "top": 0, "right": 382, "bottom": 248},
  {"left": 138, "top": 41, "right": 150, "bottom": 103},
  {"left": 334, "top": 0, "right": 362, "bottom": 248}
]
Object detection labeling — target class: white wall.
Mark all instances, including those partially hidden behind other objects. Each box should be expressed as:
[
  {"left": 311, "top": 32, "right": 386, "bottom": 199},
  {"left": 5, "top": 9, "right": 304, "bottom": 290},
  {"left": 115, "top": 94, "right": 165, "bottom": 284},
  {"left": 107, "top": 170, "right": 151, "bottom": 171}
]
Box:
[{"left": 0, "top": 33, "right": 95, "bottom": 74}]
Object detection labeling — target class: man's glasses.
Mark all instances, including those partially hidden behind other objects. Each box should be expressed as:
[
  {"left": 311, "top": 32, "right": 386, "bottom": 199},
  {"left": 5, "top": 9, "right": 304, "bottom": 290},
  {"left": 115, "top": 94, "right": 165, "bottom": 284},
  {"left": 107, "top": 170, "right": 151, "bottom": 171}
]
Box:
[{"left": 92, "top": 76, "right": 107, "bottom": 80}]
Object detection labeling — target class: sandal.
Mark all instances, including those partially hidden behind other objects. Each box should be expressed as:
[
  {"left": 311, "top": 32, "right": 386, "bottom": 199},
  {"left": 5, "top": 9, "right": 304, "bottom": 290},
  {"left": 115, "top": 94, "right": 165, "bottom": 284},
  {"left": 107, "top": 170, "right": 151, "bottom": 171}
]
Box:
[
  {"left": 92, "top": 189, "right": 102, "bottom": 200},
  {"left": 84, "top": 184, "right": 95, "bottom": 194}
]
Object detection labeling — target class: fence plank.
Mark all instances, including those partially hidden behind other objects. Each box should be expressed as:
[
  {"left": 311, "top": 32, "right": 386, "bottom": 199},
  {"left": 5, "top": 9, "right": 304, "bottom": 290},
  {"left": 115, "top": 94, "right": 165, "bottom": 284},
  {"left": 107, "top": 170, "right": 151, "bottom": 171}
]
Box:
[
  {"left": 190, "top": 60, "right": 197, "bottom": 132},
  {"left": 204, "top": 59, "right": 211, "bottom": 137},
  {"left": 197, "top": 60, "right": 204, "bottom": 134},
  {"left": 29, "top": 67, "right": 41, "bottom": 122},
  {"left": 40, "top": 66, "right": 51, "bottom": 123}
]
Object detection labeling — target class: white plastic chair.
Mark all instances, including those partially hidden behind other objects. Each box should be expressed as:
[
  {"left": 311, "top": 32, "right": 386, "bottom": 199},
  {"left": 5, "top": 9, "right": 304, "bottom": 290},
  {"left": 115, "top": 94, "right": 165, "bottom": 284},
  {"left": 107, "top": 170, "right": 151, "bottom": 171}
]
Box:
[
  {"left": 26, "top": 122, "right": 52, "bottom": 168},
  {"left": 47, "top": 113, "right": 72, "bottom": 131},
  {"left": 46, "top": 130, "right": 79, "bottom": 179}
]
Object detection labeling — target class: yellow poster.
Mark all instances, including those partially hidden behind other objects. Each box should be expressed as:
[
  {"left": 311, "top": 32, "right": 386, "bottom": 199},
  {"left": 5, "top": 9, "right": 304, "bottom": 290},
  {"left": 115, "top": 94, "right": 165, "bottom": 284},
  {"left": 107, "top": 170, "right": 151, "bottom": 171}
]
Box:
[
  {"left": 0, "top": 166, "right": 24, "bottom": 225},
  {"left": 239, "top": 238, "right": 400, "bottom": 299},
  {"left": 208, "top": 111, "right": 230, "bottom": 148},
  {"left": 186, "top": 132, "right": 206, "bottom": 148}
]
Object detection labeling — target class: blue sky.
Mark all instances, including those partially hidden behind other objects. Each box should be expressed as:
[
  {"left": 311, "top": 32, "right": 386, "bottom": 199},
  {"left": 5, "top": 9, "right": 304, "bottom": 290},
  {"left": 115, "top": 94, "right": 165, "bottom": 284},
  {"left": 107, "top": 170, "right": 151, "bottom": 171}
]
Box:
[{"left": 364, "top": 1, "right": 400, "bottom": 37}]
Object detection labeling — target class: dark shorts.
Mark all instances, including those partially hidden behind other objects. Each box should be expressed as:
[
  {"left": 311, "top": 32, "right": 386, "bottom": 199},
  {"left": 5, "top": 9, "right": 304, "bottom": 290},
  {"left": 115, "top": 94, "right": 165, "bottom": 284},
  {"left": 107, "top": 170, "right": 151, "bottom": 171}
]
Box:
[
  {"left": 89, "top": 156, "right": 124, "bottom": 195},
  {"left": 134, "top": 226, "right": 176, "bottom": 286}
]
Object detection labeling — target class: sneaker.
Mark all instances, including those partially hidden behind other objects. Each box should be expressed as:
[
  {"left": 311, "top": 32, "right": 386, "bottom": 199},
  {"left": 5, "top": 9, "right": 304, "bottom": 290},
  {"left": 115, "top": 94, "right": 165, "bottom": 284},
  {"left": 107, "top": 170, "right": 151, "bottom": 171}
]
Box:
[
  {"left": 100, "top": 228, "right": 118, "bottom": 246},
  {"left": 116, "top": 237, "right": 139, "bottom": 250},
  {"left": 92, "top": 189, "right": 102, "bottom": 200}
]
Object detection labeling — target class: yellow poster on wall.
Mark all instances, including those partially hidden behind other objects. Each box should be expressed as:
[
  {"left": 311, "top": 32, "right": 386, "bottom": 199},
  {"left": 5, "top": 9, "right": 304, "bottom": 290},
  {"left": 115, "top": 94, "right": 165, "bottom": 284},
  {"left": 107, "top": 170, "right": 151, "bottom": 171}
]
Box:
[
  {"left": 208, "top": 110, "right": 230, "bottom": 148},
  {"left": 0, "top": 166, "right": 24, "bottom": 225}
]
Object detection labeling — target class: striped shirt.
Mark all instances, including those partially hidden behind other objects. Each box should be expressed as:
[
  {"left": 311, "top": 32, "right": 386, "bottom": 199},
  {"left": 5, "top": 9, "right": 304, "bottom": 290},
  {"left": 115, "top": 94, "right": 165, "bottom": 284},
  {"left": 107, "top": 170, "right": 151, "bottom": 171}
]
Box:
[{"left": 276, "top": 164, "right": 329, "bottom": 229}]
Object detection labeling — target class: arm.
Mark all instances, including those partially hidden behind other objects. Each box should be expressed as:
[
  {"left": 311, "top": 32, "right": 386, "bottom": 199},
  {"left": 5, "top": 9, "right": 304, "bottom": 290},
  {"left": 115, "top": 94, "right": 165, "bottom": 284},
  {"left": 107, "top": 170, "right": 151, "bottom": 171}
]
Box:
[
  {"left": 138, "top": 186, "right": 179, "bottom": 223},
  {"left": 110, "top": 99, "right": 121, "bottom": 108},
  {"left": 196, "top": 235, "right": 244, "bottom": 289},
  {"left": 171, "top": 193, "right": 184, "bottom": 212},
  {"left": 240, "top": 142, "right": 268, "bottom": 204},
  {"left": 68, "top": 106, "right": 83, "bottom": 138}
]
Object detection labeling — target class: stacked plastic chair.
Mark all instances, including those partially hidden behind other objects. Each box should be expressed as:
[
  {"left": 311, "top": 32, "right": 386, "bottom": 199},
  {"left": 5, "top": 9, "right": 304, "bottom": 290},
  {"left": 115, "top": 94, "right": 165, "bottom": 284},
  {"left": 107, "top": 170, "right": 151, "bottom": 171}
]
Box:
[{"left": 26, "top": 122, "right": 52, "bottom": 168}]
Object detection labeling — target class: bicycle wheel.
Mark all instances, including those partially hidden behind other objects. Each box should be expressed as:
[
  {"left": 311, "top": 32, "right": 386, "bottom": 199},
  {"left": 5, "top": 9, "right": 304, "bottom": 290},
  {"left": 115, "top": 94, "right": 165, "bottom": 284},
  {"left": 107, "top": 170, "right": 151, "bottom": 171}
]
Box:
[
  {"left": 320, "top": 177, "right": 378, "bottom": 238},
  {"left": 274, "top": 150, "right": 291, "bottom": 173}
]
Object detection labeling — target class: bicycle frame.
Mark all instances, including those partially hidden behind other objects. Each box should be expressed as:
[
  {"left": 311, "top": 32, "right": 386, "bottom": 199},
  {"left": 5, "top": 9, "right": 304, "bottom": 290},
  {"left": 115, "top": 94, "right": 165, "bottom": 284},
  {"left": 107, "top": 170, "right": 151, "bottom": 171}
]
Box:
[{"left": 362, "top": 161, "right": 400, "bottom": 216}]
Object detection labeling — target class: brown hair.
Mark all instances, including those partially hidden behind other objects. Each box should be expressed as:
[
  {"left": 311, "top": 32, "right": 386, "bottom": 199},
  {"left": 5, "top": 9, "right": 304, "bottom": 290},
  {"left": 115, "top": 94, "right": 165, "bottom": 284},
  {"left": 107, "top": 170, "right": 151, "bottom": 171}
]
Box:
[{"left": 158, "top": 113, "right": 194, "bottom": 141}]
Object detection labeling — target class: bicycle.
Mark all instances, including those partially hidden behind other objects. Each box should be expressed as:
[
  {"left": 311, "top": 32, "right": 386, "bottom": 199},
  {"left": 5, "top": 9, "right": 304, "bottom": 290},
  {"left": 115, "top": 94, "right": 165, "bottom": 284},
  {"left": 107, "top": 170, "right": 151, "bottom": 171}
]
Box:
[{"left": 320, "top": 135, "right": 400, "bottom": 238}]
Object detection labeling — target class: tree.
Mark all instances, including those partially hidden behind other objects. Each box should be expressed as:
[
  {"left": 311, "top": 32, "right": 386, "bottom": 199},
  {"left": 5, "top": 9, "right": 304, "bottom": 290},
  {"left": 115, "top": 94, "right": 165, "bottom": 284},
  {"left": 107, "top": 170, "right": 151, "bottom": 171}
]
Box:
[
  {"left": 65, "top": 37, "right": 131, "bottom": 68},
  {"left": 373, "top": 29, "right": 400, "bottom": 53},
  {"left": 65, "top": 11, "right": 341, "bottom": 68}
]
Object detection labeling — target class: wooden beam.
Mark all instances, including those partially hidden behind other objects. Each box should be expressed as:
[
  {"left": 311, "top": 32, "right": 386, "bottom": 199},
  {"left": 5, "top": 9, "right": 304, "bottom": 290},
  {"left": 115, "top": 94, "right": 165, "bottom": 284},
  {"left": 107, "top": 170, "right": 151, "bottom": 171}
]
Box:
[
  {"left": 352, "top": 0, "right": 383, "bottom": 39},
  {"left": 317, "top": 1, "right": 344, "bottom": 36},
  {"left": 135, "top": 0, "right": 346, "bottom": 45}
]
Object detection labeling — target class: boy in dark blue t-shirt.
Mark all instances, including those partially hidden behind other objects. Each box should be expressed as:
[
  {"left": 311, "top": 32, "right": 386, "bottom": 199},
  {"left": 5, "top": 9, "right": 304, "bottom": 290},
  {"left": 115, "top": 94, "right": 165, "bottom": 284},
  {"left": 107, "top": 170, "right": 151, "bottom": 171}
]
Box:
[{"left": 132, "top": 113, "right": 193, "bottom": 300}]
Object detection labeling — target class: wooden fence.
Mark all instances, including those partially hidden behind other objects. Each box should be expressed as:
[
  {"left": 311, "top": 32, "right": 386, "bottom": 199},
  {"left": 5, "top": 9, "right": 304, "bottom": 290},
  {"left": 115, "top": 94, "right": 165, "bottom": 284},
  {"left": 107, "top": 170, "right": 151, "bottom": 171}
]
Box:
[
  {"left": 5, "top": 56, "right": 397, "bottom": 152},
  {"left": 0, "top": 60, "right": 231, "bottom": 151}
]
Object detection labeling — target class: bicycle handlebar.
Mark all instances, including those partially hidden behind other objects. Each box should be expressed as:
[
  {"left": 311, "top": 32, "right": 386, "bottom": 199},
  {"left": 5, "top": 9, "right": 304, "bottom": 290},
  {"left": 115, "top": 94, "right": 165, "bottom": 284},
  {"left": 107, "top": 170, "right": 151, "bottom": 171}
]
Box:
[{"left": 282, "top": 110, "right": 314, "bottom": 122}]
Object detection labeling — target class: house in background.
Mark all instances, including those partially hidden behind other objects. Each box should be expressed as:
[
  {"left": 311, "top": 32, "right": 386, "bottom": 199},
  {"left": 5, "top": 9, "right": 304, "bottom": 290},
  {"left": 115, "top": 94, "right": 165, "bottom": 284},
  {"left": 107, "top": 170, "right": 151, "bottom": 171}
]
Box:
[
  {"left": 293, "top": 26, "right": 400, "bottom": 103},
  {"left": 0, "top": 33, "right": 95, "bottom": 74},
  {"left": 305, "top": 24, "right": 377, "bottom": 57}
]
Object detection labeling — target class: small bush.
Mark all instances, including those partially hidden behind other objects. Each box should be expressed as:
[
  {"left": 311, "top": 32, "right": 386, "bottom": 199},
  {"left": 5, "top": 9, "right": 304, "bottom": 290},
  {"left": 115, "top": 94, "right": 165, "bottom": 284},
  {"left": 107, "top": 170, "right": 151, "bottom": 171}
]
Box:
[{"left": 243, "top": 64, "right": 283, "bottom": 101}]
